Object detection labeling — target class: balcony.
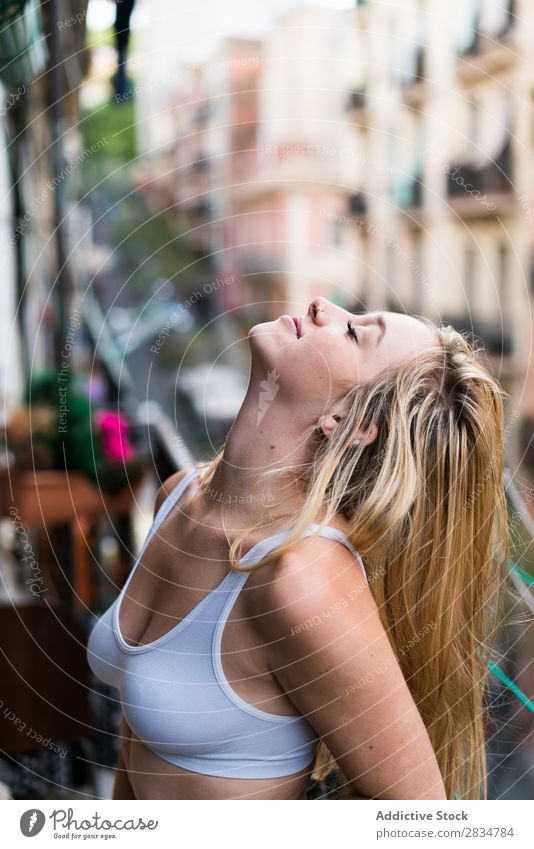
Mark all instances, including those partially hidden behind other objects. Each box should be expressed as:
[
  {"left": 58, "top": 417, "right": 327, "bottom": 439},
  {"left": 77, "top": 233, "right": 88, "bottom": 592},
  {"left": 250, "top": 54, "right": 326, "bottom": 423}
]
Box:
[
  {"left": 446, "top": 139, "right": 514, "bottom": 218},
  {"left": 346, "top": 88, "right": 369, "bottom": 127},
  {"left": 191, "top": 156, "right": 211, "bottom": 174},
  {"left": 399, "top": 46, "right": 427, "bottom": 106},
  {"left": 385, "top": 297, "right": 409, "bottom": 314},
  {"left": 347, "top": 88, "right": 366, "bottom": 110},
  {"left": 232, "top": 154, "right": 341, "bottom": 203},
  {"left": 346, "top": 293, "right": 369, "bottom": 313},
  {"left": 456, "top": 1, "right": 517, "bottom": 83},
  {"left": 348, "top": 191, "right": 367, "bottom": 218},
  {"left": 187, "top": 199, "right": 212, "bottom": 220},
  {"left": 239, "top": 252, "right": 284, "bottom": 276},
  {"left": 441, "top": 313, "right": 513, "bottom": 358},
  {"left": 193, "top": 103, "right": 211, "bottom": 125}
]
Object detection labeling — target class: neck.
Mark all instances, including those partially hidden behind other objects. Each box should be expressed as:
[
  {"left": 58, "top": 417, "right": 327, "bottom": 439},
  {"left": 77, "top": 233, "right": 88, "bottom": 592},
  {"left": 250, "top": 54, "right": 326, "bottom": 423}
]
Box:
[{"left": 201, "top": 367, "right": 318, "bottom": 530}]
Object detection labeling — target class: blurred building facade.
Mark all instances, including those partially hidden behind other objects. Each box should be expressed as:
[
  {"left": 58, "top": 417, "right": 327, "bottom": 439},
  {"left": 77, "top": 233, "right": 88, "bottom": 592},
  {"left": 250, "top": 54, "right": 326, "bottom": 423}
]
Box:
[
  {"left": 230, "top": 6, "right": 358, "bottom": 318},
  {"left": 345, "top": 0, "right": 530, "bottom": 441},
  {"left": 135, "top": 0, "right": 534, "bottom": 457},
  {"left": 200, "top": 37, "right": 263, "bottom": 314}
]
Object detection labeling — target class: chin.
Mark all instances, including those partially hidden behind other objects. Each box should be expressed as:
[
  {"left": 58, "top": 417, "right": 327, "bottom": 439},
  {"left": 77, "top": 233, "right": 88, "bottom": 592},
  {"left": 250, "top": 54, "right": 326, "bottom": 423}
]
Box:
[
  {"left": 247, "top": 321, "right": 288, "bottom": 365},
  {"left": 248, "top": 319, "right": 281, "bottom": 344},
  {"left": 247, "top": 322, "right": 266, "bottom": 349},
  {"left": 247, "top": 320, "right": 265, "bottom": 337}
]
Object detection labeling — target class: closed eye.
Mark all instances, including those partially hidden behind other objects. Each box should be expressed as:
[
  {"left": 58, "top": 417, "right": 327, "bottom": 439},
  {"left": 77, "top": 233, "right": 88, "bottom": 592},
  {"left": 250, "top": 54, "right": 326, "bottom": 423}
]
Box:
[{"left": 346, "top": 320, "right": 358, "bottom": 343}]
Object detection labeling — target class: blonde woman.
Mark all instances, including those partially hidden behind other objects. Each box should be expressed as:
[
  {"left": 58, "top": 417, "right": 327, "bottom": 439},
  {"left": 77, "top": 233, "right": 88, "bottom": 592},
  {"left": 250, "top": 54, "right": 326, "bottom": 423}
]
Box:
[{"left": 87, "top": 296, "right": 509, "bottom": 800}]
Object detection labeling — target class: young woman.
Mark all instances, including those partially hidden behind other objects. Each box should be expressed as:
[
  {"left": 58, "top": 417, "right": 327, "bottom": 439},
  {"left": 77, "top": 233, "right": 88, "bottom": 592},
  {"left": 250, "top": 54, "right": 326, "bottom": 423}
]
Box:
[{"left": 87, "top": 296, "right": 509, "bottom": 801}]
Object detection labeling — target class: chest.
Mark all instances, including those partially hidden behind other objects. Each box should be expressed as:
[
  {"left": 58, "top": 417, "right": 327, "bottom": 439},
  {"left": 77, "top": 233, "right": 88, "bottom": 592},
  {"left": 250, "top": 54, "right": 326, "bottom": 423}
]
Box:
[
  {"left": 119, "top": 529, "right": 255, "bottom": 643},
  {"left": 115, "top": 525, "right": 279, "bottom": 700}
]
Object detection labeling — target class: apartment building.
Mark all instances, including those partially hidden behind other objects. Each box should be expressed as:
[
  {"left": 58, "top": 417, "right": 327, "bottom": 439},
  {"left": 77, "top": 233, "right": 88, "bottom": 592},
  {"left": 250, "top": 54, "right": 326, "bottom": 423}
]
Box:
[
  {"left": 200, "top": 37, "right": 263, "bottom": 315},
  {"left": 344, "top": 0, "right": 532, "bottom": 454},
  {"left": 227, "top": 6, "right": 360, "bottom": 319},
  {"left": 135, "top": 0, "right": 534, "bottom": 458}
]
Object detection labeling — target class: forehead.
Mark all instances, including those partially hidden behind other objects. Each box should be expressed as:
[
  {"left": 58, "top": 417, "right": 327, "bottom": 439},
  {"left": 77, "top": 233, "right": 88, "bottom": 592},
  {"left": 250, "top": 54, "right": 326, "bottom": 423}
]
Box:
[
  {"left": 382, "top": 310, "right": 440, "bottom": 350},
  {"left": 353, "top": 309, "right": 426, "bottom": 332},
  {"left": 363, "top": 311, "right": 440, "bottom": 354}
]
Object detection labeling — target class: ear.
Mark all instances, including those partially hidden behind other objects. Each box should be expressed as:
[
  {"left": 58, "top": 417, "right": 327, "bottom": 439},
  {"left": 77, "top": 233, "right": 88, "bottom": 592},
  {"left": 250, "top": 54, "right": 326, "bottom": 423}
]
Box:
[
  {"left": 316, "top": 416, "right": 378, "bottom": 448},
  {"left": 352, "top": 422, "right": 378, "bottom": 448}
]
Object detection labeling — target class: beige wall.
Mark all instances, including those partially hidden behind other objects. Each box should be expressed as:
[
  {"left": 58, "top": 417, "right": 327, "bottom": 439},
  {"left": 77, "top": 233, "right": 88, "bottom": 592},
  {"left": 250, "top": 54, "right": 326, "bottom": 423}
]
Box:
[
  {"left": 134, "top": 0, "right": 534, "bottom": 439},
  {"left": 346, "top": 0, "right": 533, "bottom": 436}
]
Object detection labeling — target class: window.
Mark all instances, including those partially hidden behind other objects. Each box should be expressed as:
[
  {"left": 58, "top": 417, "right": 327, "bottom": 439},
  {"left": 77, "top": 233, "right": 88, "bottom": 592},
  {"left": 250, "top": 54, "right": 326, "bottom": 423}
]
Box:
[
  {"left": 411, "top": 232, "right": 423, "bottom": 314},
  {"left": 330, "top": 217, "right": 342, "bottom": 247},
  {"left": 497, "top": 242, "right": 508, "bottom": 317}
]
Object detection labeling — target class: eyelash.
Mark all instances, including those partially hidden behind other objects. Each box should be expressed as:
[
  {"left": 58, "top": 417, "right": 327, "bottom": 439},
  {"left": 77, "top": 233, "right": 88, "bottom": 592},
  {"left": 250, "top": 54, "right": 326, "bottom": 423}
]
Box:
[{"left": 346, "top": 320, "right": 358, "bottom": 343}]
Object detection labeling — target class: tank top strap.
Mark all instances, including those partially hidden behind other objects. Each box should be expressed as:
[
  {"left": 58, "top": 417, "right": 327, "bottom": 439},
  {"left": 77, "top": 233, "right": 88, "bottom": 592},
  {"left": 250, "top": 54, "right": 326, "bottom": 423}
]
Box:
[
  {"left": 152, "top": 467, "right": 199, "bottom": 531},
  {"left": 236, "top": 522, "right": 367, "bottom": 581},
  {"left": 119, "top": 467, "right": 199, "bottom": 600},
  {"left": 305, "top": 523, "right": 367, "bottom": 581}
]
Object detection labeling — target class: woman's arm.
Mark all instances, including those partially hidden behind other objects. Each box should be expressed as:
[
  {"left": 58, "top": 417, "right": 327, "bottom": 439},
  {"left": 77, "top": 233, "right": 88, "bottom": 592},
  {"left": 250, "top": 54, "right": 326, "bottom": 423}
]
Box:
[
  {"left": 111, "top": 749, "right": 136, "bottom": 799},
  {"left": 112, "top": 713, "right": 136, "bottom": 799},
  {"left": 255, "top": 535, "right": 447, "bottom": 800}
]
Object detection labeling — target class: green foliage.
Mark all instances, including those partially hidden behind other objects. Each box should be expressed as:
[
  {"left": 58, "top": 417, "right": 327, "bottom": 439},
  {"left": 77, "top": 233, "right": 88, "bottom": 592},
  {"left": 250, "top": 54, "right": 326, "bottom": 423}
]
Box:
[
  {"left": 25, "top": 370, "right": 141, "bottom": 494},
  {"left": 26, "top": 370, "right": 95, "bottom": 477},
  {"left": 111, "top": 194, "right": 212, "bottom": 298},
  {"left": 85, "top": 27, "right": 116, "bottom": 51},
  {"left": 81, "top": 97, "right": 137, "bottom": 168}
]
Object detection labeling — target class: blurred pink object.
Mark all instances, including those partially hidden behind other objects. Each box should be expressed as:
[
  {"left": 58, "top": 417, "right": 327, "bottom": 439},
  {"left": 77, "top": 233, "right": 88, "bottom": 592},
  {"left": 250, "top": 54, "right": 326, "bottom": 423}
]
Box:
[{"left": 94, "top": 410, "right": 134, "bottom": 462}]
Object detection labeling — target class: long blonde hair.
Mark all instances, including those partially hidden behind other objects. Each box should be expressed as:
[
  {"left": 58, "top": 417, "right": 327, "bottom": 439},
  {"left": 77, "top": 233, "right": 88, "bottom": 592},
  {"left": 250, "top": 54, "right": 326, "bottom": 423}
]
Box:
[{"left": 196, "top": 320, "right": 510, "bottom": 800}]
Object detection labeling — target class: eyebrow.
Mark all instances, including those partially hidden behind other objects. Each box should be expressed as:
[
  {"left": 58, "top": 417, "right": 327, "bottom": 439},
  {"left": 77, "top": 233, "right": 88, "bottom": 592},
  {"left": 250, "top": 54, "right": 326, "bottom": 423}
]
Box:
[
  {"left": 375, "top": 313, "right": 386, "bottom": 346},
  {"left": 353, "top": 311, "right": 387, "bottom": 345}
]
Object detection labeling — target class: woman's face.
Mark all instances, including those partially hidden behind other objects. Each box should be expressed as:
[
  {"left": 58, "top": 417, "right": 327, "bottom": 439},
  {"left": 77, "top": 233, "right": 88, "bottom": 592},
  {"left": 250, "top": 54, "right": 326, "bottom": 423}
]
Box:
[{"left": 248, "top": 297, "right": 440, "bottom": 403}]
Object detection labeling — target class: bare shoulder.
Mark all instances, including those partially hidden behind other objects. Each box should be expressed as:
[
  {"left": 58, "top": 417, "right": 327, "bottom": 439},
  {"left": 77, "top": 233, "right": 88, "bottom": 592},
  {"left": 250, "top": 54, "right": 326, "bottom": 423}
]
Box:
[
  {"left": 153, "top": 467, "right": 196, "bottom": 517},
  {"left": 245, "top": 532, "right": 372, "bottom": 644},
  {"left": 245, "top": 533, "right": 447, "bottom": 799}
]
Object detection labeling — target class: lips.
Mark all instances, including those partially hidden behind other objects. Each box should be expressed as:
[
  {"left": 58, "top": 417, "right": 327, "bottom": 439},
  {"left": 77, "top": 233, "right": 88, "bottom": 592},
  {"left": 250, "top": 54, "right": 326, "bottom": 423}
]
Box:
[{"left": 292, "top": 316, "right": 302, "bottom": 338}]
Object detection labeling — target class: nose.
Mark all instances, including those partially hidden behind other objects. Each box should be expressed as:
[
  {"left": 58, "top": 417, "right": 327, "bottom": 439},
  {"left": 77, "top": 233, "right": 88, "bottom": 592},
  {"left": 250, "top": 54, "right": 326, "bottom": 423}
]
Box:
[{"left": 308, "top": 297, "right": 329, "bottom": 325}]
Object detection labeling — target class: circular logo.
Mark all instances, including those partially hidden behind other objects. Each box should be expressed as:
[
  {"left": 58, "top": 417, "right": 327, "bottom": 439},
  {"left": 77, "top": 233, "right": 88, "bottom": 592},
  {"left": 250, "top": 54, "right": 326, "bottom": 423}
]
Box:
[{"left": 20, "top": 809, "right": 46, "bottom": 837}]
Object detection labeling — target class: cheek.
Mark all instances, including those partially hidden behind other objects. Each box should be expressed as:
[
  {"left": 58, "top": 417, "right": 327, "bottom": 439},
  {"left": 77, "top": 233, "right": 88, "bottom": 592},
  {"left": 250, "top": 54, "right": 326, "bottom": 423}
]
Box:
[
  {"left": 300, "top": 343, "right": 356, "bottom": 397},
  {"left": 333, "top": 344, "right": 360, "bottom": 382},
  {"left": 274, "top": 345, "right": 331, "bottom": 399},
  {"left": 297, "top": 343, "right": 335, "bottom": 382},
  {"left": 336, "top": 346, "right": 372, "bottom": 389}
]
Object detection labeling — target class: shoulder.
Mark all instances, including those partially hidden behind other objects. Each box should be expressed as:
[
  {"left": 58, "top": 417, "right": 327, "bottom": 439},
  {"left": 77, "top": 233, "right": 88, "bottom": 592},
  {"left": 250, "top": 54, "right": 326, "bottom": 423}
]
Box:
[
  {"left": 246, "top": 532, "right": 372, "bottom": 647},
  {"left": 246, "top": 535, "right": 447, "bottom": 800},
  {"left": 153, "top": 467, "right": 196, "bottom": 518}
]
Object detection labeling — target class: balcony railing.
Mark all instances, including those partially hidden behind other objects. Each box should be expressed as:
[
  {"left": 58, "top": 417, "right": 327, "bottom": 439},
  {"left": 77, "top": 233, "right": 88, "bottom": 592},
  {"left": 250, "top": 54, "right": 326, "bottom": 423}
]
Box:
[
  {"left": 187, "top": 199, "right": 212, "bottom": 219},
  {"left": 399, "top": 45, "right": 426, "bottom": 88},
  {"left": 192, "top": 156, "right": 211, "bottom": 174},
  {"left": 346, "top": 88, "right": 367, "bottom": 112},
  {"left": 455, "top": 1, "right": 517, "bottom": 84},
  {"left": 194, "top": 104, "right": 211, "bottom": 124},
  {"left": 348, "top": 192, "right": 367, "bottom": 217},
  {"left": 446, "top": 139, "right": 513, "bottom": 201},
  {"left": 441, "top": 313, "right": 513, "bottom": 357}
]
